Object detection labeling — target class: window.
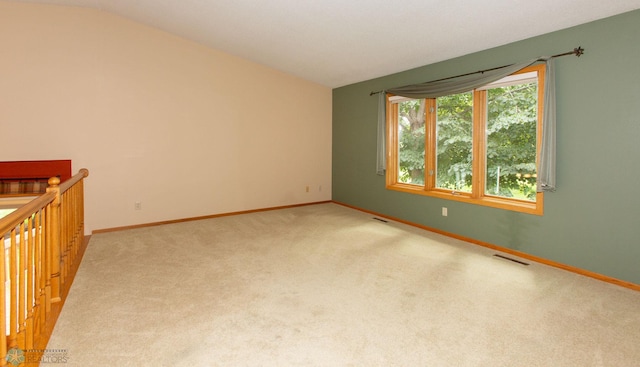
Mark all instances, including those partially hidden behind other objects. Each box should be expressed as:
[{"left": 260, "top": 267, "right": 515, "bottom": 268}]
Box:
[{"left": 386, "top": 64, "right": 544, "bottom": 215}]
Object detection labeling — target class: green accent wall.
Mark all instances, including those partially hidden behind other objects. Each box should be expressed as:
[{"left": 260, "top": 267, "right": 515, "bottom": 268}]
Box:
[{"left": 332, "top": 10, "right": 640, "bottom": 285}]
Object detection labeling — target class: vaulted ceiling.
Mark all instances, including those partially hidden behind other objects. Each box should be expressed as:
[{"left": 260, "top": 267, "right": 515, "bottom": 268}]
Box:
[{"left": 14, "top": 0, "right": 640, "bottom": 87}]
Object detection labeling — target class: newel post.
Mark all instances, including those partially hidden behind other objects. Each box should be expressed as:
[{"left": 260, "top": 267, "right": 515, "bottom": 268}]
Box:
[{"left": 46, "top": 176, "right": 62, "bottom": 303}]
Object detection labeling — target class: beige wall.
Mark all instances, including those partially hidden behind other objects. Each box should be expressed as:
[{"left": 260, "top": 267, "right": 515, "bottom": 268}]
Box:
[{"left": 0, "top": 1, "right": 332, "bottom": 232}]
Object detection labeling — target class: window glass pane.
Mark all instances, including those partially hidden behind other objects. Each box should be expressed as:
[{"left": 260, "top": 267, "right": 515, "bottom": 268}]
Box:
[
  {"left": 397, "top": 99, "right": 425, "bottom": 185},
  {"left": 436, "top": 92, "right": 473, "bottom": 192},
  {"left": 485, "top": 80, "right": 538, "bottom": 201}
]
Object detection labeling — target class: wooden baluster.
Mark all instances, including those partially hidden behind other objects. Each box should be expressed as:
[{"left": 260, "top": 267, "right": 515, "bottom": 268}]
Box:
[
  {"left": 73, "top": 185, "right": 79, "bottom": 266},
  {"left": 61, "top": 189, "right": 67, "bottom": 292},
  {"left": 68, "top": 189, "right": 74, "bottom": 287},
  {"left": 44, "top": 204, "right": 52, "bottom": 314},
  {"left": 33, "top": 212, "right": 40, "bottom": 343},
  {"left": 59, "top": 192, "right": 66, "bottom": 290},
  {"left": 67, "top": 189, "right": 73, "bottom": 285},
  {"left": 71, "top": 186, "right": 78, "bottom": 270},
  {"left": 0, "top": 224, "right": 7, "bottom": 366},
  {"left": 64, "top": 191, "right": 69, "bottom": 286},
  {"left": 65, "top": 189, "right": 71, "bottom": 289},
  {"left": 26, "top": 212, "right": 35, "bottom": 350},
  {"left": 73, "top": 184, "right": 81, "bottom": 274},
  {"left": 80, "top": 180, "right": 85, "bottom": 262},
  {"left": 37, "top": 208, "right": 47, "bottom": 334},
  {"left": 77, "top": 170, "right": 87, "bottom": 274},
  {"left": 17, "top": 221, "right": 26, "bottom": 348},
  {"left": 62, "top": 188, "right": 70, "bottom": 291},
  {"left": 46, "top": 177, "right": 61, "bottom": 303},
  {"left": 8, "top": 229, "right": 17, "bottom": 350}
]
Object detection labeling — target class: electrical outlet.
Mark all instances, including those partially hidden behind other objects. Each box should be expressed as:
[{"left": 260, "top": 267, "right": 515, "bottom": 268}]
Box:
[
  {"left": 135, "top": 202, "right": 142, "bottom": 210},
  {"left": 442, "top": 207, "right": 448, "bottom": 216}
]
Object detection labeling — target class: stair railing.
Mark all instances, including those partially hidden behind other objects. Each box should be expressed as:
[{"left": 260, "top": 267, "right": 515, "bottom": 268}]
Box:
[{"left": 0, "top": 168, "right": 89, "bottom": 366}]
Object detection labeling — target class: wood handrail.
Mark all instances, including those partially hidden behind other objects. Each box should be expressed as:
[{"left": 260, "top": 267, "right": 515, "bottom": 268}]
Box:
[{"left": 57, "top": 168, "right": 89, "bottom": 193}]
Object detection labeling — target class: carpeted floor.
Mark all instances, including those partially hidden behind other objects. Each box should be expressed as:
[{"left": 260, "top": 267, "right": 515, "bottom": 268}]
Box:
[{"left": 46, "top": 203, "right": 640, "bottom": 366}]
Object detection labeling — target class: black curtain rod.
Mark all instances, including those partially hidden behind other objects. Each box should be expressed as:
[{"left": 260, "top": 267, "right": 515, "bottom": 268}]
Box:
[{"left": 369, "top": 46, "right": 584, "bottom": 96}]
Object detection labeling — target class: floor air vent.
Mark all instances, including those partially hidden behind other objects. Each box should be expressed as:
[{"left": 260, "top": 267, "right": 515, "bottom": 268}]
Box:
[
  {"left": 493, "top": 254, "right": 530, "bottom": 266},
  {"left": 372, "top": 217, "right": 388, "bottom": 223}
]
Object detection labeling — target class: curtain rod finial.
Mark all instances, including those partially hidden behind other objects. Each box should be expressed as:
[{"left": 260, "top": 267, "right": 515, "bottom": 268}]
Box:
[{"left": 574, "top": 46, "right": 584, "bottom": 57}]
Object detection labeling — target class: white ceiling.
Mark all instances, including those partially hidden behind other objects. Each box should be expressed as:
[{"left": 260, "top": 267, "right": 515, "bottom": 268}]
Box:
[{"left": 14, "top": 0, "right": 640, "bottom": 87}]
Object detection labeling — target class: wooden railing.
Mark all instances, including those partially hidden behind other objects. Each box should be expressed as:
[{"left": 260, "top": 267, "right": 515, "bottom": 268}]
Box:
[{"left": 0, "top": 169, "right": 89, "bottom": 366}]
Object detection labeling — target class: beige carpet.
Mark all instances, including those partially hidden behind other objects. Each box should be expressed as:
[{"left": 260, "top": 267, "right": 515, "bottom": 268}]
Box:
[{"left": 46, "top": 203, "right": 640, "bottom": 366}]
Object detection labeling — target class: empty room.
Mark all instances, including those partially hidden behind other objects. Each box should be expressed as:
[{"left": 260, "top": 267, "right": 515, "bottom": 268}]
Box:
[{"left": 1, "top": 0, "right": 639, "bottom": 366}]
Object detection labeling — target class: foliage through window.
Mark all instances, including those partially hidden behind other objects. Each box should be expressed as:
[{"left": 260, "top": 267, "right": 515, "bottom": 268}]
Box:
[{"left": 386, "top": 65, "right": 544, "bottom": 214}]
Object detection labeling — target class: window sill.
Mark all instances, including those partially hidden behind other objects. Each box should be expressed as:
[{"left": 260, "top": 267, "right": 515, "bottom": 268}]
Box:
[{"left": 386, "top": 183, "right": 543, "bottom": 215}]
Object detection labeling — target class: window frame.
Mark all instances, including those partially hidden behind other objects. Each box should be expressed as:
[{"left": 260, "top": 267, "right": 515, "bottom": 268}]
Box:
[{"left": 386, "top": 64, "right": 545, "bottom": 215}]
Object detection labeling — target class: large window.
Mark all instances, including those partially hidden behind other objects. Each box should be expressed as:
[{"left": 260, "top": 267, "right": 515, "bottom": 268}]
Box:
[{"left": 386, "top": 64, "right": 544, "bottom": 215}]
